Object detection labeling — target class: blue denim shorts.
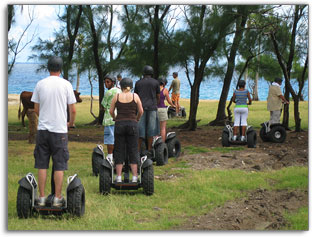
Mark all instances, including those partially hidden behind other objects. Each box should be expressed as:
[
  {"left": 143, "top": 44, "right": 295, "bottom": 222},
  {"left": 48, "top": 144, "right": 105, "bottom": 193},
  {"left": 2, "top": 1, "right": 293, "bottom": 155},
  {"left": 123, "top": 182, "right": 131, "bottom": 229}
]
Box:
[
  {"left": 138, "top": 110, "right": 160, "bottom": 138},
  {"left": 104, "top": 125, "right": 115, "bottom": 145}
]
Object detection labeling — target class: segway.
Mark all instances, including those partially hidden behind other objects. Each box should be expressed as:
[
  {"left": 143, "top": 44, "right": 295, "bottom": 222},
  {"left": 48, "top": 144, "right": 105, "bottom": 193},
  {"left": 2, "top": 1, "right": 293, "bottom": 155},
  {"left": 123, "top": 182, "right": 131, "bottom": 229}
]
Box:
[
  {"left": 96, "top": 145, "right": 154, "bottom": 196},
  {"left": 140, "top": 136, "right": 168, "bottom": 166},
  {"left": 167, "top": 106, "right": 186, "bottom": 118},
  {"left": 16, "top": 169, "right": 85, "bottom": 218},
  {"left": 165, "top": 132, "right": 181, "bottom": 158},
  {"left": 222, "top": 121, "right": 257, "bottom": 148},
  {"left": 259, "top": 121, "right": 287, "bottom": 143}
]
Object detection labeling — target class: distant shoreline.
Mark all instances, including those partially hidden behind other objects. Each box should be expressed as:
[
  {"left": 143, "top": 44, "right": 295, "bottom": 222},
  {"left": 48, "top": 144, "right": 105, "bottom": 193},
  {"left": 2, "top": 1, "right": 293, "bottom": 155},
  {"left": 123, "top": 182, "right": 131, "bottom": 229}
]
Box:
[{"left": 7, "top": 94, "right": 221, "bottom": 105}]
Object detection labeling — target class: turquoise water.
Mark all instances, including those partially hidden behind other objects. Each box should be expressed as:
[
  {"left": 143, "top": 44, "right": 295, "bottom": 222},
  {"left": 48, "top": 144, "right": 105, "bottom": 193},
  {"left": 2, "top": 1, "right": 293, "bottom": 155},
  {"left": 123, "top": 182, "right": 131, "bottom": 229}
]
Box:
[{"left": 8, "top": 63, "right": 308, "bottom": 101}]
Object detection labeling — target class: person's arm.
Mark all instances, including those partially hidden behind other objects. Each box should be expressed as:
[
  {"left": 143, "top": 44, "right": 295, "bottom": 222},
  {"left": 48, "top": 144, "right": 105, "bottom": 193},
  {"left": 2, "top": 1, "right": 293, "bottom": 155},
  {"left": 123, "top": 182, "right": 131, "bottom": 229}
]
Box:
[
  {"left": 109, "top": 94, "right": 117, "bottom": 120},
  {"left": 134, "top": 93, "right": 144, "bottom": 121},
  {"left": 34, "top": 103, "right": 39, "bottom": 116},
  {"left": 232, "top": 92, "right": 236, "bottom": 103},
  {"left": 164, "top": 88, "right": 175, "bottom": 107},
  {"left": 279, "top": 95, "right": 289, "bottom": 104},
  {"left": 168, "top": 82, "right": 173, "bottom": 92},
  {"left": 68, "top": 104, "right": 76, "bottom": 128},
  {"left": 247, "top": 91, "right": 252, "bottom": 105}
]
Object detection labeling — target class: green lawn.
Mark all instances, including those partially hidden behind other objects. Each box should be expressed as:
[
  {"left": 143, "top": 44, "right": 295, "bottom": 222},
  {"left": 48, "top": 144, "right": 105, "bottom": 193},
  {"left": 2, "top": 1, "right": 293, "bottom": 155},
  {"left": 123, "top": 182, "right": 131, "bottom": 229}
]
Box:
[{"left": 7, "top": 97, "right": 308, "bottom": 230}]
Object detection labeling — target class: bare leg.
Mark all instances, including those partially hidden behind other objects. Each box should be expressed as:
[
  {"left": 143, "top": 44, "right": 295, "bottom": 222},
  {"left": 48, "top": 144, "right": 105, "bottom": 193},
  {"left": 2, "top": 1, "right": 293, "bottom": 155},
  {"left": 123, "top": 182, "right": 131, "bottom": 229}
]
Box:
[
  {"left": 160, "top": 121, "right": 166, "bottom": 142},
  {"left": 241, "top": 126, "right": 246, "bottom": 137},
  {"left": 107, "top": 144, "right": 114, "bottom": 155},
  {"left": 130, "top": 164, "right": 138, "bottom": 177},
  {"left": 54, "top": 170, "right": 64, "bottom": 199},
  {"left": 38, "top": 169, "right": 47, "bottom": 197},
  {"left": 116, "top": 164, "right": 123, "bottom": 176},
  {"left": 233, "top": 126, "right": 238, "bottom": 136},
  {"left": 147, "top": 137, "right": 153, "bottom": 151}
]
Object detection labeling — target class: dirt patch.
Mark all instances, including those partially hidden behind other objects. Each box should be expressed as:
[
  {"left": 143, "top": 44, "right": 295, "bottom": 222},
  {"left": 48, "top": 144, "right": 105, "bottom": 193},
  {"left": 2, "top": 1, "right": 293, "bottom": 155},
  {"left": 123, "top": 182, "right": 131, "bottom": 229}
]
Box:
[{"left": 177, "top": 188, "right": 308, "bottom": 230}]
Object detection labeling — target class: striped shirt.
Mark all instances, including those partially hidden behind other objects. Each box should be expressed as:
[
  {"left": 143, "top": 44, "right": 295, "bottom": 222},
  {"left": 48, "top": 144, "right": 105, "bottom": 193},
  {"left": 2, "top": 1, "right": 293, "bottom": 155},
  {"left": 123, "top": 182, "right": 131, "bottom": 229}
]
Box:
[{"left": 234, "top": 89, "right": 248, "bottom": 106}]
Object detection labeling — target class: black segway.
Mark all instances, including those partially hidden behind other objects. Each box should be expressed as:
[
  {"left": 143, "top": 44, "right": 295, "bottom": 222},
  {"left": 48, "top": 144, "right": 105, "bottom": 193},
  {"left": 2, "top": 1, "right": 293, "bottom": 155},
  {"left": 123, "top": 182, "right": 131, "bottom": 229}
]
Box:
[
  {"left": 222, "top": 121, "right": 257, "bottom": 148},
  {"left": 96, "top": 145, "right": 154, "bottom": 196},
  {"left": 16, "top": 169, "right": 85, "bottom": 218},
  {"left": 259, "top": 121, "right": 287, "bottom": 143},
  {"left": 167, "top": 106, "right": 186, "bottom": 118},
  {"left": 140, "top": 136, "right": 168, "bottom": 166},
  {"left": 165, "top": 132, "right": 181, "bottom": 158}
]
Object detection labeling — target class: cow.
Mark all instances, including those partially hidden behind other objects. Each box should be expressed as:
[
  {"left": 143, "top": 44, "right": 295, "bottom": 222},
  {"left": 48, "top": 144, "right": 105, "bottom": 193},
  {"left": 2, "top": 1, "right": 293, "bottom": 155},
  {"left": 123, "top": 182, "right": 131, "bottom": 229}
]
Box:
[{"left": 18, "top": 90, "right": 82, "bottom": 127}]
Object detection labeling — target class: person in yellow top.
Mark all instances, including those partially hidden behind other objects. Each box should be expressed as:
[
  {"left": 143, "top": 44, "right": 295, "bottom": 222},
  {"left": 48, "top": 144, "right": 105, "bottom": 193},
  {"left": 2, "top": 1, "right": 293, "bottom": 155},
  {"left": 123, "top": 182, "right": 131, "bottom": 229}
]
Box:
[
  {"left": 169, "top": 72, "right": 181, "bottom": 116},
  {"left": 267, "top": 78, "right": 289, "bottom": 128}
]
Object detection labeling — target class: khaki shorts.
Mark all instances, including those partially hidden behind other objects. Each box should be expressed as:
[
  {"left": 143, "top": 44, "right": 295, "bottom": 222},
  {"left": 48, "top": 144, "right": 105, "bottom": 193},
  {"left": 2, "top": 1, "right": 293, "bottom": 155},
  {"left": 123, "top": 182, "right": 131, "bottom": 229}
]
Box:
[{"left": 158, "top": 108, "right": 168, "bottom": 122}]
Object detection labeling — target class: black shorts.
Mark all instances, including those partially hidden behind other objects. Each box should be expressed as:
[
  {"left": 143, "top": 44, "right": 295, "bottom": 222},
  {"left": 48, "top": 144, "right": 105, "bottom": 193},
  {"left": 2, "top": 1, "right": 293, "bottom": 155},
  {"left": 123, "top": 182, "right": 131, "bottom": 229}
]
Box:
[
  {"left": 34, "top": 130, "right": 69, "bottom": 171},
  {"left": 114, "top": 120, "right": 139, "bottom": 165}
]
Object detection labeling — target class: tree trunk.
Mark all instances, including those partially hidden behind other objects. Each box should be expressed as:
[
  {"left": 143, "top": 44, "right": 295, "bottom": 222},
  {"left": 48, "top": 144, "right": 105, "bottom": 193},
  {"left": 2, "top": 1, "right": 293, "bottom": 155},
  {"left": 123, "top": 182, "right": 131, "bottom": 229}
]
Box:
[
  {"left": 209, "top": 13, "right": 247, "bottom": 126},
  {"left": 153, "top": 6, "right": 160, "bottom": 79},
  {"left": 293, "top": 96, "right": 301, "bottom": 132},
  {"left": 179, "top": 80, "right": 201, "bottom": 130},
  {"left": 84, "top": 5, "right": 105, "bottom": 125},
  {"left": 253, "top": 73, "right": 259, "bottom": 101}
]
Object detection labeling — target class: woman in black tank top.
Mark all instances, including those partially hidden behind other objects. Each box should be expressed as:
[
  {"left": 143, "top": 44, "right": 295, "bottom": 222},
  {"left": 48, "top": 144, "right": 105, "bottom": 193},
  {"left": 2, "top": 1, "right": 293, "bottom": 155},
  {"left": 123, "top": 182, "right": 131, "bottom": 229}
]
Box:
[{"left": 109, "top": 78, "right": 143, "bottom": 183}]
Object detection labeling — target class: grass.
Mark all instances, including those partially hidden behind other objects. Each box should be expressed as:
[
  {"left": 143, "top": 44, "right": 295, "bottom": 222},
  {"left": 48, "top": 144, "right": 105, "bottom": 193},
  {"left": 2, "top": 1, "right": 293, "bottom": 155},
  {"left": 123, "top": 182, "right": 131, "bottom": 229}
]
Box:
[
  {"left": 7, "top": 97, "right": 309, "bottom": 230},
  {"left": 7, "top": 140, "right": 308, "bottom": 230}
]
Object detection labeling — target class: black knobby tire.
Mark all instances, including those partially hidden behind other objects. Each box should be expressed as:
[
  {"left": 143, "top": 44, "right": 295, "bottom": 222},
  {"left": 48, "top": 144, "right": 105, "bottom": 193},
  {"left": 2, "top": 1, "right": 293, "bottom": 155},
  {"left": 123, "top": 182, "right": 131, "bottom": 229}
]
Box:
[
  {"left": 16, "top": 186, "right": 32, "bottom": 218},
  {"left": 155, "top": 142, "right": 168, "bottom": 166},
  {"left": 259, "top": 126, "right": 270, "bottom": 142},
  {"left": 142, "top": 165, "right": 154, "bottom": 196},
  {"left": 92, "top": 155, "right": 101, "bottom": 176},
  {"left": 247, "top": 130, "right": 257, "bottom": 148},
  {"left": 269, "top": 126, "right": 287, "bottom": 143},
  {"left": 181, "top": 109, "right": 186, "bottom": 118},
  {"left": 99, "top": 166, "right": 111, "bottom": 195},
  {"left": 221, "top": 132, "right": 230, "bottom": 147},
  {"left": 67, "top": 184, "right": 85, "bottom": 217},
  {"left": 167, "top": 138, "right": 181, "bottom": 158}
]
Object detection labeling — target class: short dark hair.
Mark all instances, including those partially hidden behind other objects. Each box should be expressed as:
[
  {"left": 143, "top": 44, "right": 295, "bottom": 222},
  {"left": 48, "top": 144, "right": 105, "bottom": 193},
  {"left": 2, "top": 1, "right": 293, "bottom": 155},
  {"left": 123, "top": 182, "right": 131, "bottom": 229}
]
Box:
[
  {"left": 274, "top": 77, "right": 283, "bottom": 83},
  {"left": 47, "top": 56, "right": 63, "bottom": 72},
  {"left": 173, "top": 72, "right": 178, "bottom": 76},
  {"left": 117, "top": 74, "right": 122, "bottom": 78}
]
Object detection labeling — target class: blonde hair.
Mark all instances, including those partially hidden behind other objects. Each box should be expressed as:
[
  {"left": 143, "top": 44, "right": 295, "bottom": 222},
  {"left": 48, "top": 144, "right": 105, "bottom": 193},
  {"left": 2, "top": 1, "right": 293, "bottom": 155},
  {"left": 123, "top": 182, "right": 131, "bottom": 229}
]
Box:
[{"left": 122, "top": 87, "right": 131, "bottom": 93}]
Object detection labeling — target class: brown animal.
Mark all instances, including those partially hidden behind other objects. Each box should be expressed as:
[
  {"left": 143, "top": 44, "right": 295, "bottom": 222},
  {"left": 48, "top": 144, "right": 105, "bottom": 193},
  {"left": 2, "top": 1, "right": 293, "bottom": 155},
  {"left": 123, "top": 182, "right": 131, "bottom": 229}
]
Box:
[{"left": 18, "top": 90, "right": 82, "bottom": 127}]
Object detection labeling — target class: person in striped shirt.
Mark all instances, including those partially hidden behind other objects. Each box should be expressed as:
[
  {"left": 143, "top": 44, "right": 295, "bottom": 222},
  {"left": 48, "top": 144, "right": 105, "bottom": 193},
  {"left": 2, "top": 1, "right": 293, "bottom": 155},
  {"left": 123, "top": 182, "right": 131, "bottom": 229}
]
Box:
[{"left": 231, "top": 80, "right": 252, "bottom": 142}]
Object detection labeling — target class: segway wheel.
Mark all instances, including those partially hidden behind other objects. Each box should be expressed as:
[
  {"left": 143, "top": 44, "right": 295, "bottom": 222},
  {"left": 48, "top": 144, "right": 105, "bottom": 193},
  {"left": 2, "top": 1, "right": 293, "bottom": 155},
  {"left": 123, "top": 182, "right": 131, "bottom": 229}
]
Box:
[
  {"left": 181, "top": 108, "right": 186, "bottom": 118},
  {"left": 155, "top": 142, "right": 168, "bottom": 166},
  {"left": 142, "top": 165, "right": 154, "bottom": 196},
  {"left": 269, "top": 126, "right": 287, "bottom": 143},
  {"left": 99, "top": 166, "right": 111, "bottom": 195},
  {"left": 221, "top": 132, "right": 230, "bottom": 147},
  {"left": 16, "top": 186, "right": 32, "bottom": 219},
  {"left": 167, "top": 137, "right": 181, "bottom": 158},
  {"left": 247, "top": 130, "right": 257, "bottom": 148},
  {"left": 67, "top": 184, "right": 85, "bottom": 217},
  {"left": 259, "top": 126, "right": 270, "bottom": 142},
  {"left": 92, "top": 155, "right": 101, "bottom": 176}
]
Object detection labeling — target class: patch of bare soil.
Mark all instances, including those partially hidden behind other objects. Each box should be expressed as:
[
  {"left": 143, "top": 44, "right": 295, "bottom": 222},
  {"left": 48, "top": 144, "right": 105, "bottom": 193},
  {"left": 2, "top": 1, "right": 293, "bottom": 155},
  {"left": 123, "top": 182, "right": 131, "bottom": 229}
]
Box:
[{"left": 177, "top": 188, "right": 308, "bottom": 230}]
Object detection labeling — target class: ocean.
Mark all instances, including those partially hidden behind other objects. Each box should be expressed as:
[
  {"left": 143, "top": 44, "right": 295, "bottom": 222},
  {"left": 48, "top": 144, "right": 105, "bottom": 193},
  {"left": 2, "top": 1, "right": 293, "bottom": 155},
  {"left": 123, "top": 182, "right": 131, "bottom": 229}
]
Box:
[{"left": 8, "top": 63, "right": 308, "bottom": 101}]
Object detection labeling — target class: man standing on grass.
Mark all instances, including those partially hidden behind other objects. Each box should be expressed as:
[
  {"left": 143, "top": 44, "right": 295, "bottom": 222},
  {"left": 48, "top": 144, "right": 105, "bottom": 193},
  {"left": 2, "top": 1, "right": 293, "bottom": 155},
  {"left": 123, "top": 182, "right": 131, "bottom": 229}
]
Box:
[
  {"left": 101, "top": 74, "right": 121, "bottom": 161},
  {"left": 267, "top": 77, "right": 289, "bottom": 130},
  {"left": 169, "top": 72, "right": 181, "bottom": 116},
  {"left": 31, "top": 56, "right": 77, "bottom": 207},
  {"left": 134, "top": 65, "right": 160, "bottom": 156}
]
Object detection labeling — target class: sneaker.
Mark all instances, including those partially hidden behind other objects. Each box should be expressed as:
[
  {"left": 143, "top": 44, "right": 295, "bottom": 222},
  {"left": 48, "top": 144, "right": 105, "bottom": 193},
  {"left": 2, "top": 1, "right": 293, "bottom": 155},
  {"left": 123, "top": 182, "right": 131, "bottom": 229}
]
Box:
[
  {"left": 241, "top": 136, "right": 245, "bottom": 142},
  {"left": 233, "top": 135, "right": 237, "bottom": 141},
  {"left": 37, "top": 196, "right": 46, "bottom": 206},
  {"left": 131, "top": 176, "right": 138, "bottom": 183},
  {"left": 115, "top": 176, "right": 122, "bottom": 183},
  {"left": 53, "top": 196, "right": 65, "bottom": 207}
]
